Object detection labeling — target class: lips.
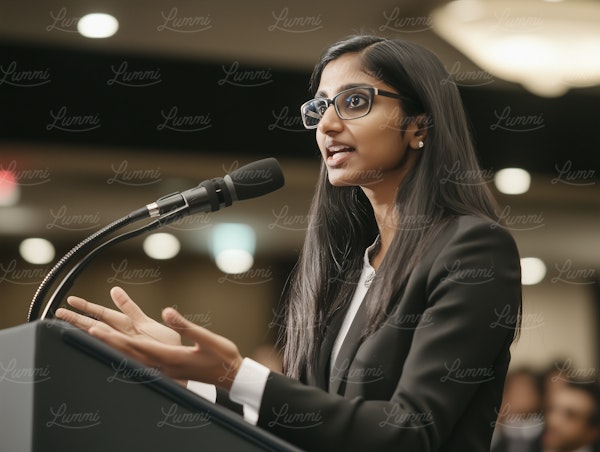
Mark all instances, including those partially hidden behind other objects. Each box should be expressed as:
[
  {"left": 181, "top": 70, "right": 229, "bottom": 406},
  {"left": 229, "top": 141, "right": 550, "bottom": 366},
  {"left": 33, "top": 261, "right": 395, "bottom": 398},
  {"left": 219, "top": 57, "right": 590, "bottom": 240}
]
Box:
[{"left": 325, "top": 143, "right": 355, "bottom": 166}]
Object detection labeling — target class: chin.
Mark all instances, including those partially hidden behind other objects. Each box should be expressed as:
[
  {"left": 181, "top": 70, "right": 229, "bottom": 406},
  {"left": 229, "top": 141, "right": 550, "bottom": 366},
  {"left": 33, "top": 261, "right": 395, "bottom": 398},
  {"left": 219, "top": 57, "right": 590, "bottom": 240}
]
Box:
[
  {"left": 327, "top": 175, "right": 357, "bottom": 187},
  {"left": 326, "top": 166, "right": 383, "bottom": 188}
]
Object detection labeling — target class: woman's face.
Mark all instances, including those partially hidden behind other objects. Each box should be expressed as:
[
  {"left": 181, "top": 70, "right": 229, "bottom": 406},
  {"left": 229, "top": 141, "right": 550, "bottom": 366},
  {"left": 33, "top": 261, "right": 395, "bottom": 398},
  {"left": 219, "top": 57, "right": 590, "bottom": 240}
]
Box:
[{"left": 315, "top": 53, "right": 422, "bottom": 189}]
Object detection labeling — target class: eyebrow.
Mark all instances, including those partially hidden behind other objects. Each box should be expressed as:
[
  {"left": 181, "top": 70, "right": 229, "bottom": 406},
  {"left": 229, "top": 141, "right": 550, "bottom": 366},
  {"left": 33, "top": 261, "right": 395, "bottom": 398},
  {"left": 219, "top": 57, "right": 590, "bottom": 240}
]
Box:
[{"left": 315, "top": 83, "right": 371, "bottom": 98}]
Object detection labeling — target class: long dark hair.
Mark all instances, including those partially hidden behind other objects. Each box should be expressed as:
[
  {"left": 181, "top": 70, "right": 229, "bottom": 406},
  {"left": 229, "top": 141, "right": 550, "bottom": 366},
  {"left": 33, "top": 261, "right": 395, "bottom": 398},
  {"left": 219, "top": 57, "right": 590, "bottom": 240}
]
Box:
[{"left": 282, "top": 35, "right": 502, "bottom": 379}]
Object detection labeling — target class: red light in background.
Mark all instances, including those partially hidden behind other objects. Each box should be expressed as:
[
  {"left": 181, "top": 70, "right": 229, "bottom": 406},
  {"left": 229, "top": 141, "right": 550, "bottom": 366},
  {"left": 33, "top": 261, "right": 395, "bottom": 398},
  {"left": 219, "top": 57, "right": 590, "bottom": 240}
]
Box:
[{"left": 0, "top": 170, "right": 19, "bottom": 206}]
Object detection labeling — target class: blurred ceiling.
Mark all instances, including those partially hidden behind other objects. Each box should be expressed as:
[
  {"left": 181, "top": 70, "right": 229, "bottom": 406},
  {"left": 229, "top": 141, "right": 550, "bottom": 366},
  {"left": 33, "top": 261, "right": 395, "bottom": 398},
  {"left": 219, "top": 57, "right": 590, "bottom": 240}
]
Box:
[{"left": 0, "top": 0, "right": 598, "bottom": 273}]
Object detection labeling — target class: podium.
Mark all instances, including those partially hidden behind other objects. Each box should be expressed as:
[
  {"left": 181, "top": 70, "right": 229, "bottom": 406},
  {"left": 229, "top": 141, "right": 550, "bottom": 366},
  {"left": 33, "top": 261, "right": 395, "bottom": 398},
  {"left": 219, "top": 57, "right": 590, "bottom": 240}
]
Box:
[{"left": 0, "top": 320, "right": 299, "bottom": 452}]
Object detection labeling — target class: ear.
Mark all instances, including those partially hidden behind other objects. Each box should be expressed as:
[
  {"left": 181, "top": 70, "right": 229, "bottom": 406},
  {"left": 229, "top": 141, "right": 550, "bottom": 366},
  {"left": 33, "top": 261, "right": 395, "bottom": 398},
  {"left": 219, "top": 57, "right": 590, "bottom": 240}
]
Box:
[{"left": 407, "top": 113, "right": 430, "bottom": 150}]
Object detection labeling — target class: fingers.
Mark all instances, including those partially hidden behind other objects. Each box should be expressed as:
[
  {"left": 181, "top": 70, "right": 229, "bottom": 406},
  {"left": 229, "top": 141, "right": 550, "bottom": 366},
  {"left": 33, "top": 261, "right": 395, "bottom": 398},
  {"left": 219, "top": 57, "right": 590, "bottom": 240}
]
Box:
[
  {"left": 64, "top": 295, "right": 131, "bottom": 332},
  {"left": 88, "top": 323, "right": 154, "bottom": 364},
  {"left": 110, "top": 287, "right": 148, "bottom": 322},
  {"left": 55, "top": 307, "right": 99, "bottom": 331},
  {"left": 88, "top": 323, "right": 173, "bottom": 371}
]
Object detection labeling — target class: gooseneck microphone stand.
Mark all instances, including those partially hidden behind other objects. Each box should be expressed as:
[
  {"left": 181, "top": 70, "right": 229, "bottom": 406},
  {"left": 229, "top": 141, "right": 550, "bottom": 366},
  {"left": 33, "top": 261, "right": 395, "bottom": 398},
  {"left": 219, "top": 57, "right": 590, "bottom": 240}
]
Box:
[
  {"left": 27, "top": 207, "right": 149, "bottom": 321},
  {"left": 34, "top": 203, "right": 189, "bottom": 321},
  {"left": 27, "top": 157, "right": 285, "bottom": 322}
]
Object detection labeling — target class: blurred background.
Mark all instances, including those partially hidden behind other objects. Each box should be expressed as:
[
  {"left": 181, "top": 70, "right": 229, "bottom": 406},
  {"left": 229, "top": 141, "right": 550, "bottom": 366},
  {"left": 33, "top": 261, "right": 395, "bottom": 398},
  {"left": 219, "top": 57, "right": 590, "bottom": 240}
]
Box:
[{"left": 1, "top": 0, "right": 599, "bottom": 397}]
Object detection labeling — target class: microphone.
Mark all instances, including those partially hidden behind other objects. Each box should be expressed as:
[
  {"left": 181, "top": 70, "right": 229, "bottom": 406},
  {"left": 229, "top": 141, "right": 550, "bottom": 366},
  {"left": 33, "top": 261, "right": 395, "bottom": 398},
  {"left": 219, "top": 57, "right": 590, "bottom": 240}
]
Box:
[
  {"left": 27, "top": 158, "right": 285, "bottom": 321},
  {"left": 145, "top": 157, "right": 284, "bottom": 218}
]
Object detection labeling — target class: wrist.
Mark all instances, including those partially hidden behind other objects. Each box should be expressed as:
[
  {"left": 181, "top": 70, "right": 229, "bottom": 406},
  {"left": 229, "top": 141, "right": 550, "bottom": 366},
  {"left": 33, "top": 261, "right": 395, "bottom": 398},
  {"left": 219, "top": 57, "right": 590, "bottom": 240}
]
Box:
[{"left": 216, "top": 355, "right": 243, "bottom": 391}]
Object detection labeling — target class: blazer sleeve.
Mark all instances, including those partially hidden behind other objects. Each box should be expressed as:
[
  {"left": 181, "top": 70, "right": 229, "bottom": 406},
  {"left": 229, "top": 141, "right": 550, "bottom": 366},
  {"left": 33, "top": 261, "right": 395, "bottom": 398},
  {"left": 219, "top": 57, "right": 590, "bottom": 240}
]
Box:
[
  {"left": 256, "top": 218, "right": 522, "bottom": 451},
  {"left": 215, "top": 387, "right": 244, "bottom": 416}
]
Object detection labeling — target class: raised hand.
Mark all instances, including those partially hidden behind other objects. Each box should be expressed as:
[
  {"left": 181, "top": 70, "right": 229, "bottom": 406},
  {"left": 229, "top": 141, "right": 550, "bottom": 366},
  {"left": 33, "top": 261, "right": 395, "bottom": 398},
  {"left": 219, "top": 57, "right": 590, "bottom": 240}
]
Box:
[
  {"left": 55, "top": 287, "right": 243, "bottom": 389},
  {"left": 76, "top": 306, "right": 243, "bottom": 390},
  {"left": 55, "top": 286, "right": 182, "bottom": 346}
]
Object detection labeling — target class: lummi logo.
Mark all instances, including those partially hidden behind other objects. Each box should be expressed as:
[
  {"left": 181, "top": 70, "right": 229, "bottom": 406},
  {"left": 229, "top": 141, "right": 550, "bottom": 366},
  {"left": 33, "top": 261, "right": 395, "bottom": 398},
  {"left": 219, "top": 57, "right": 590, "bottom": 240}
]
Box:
[
  {"left": 268, "top": 205, "right": 315, "bottom": 231},
  {"left": 217, "top": 266, "right": 273, "bottom": 285},
  {"left": 268, "top": 106, "right": 307, "bottom": 132},
  {"left": 157, "top": 404, "right": 212, "bottom": 429},
  {"left": 441, "top": 358, "right": 495, "bottom": 384},
  {"left": 0, "top": 358, "right": 51, "bottom": 383},
  {"left": 491, "top": 205, "right": 545, "bottom": 231},
  {"left": 378, "top": 8, "right": 432, "bottom": 33},
  {"left": 267, "top": 8, "right": 323, "bottom": 33},
  {"left": 0, "top": 259, "right": 48, "bottom": 285},
  {"left": 379, "top": 403, "right": 434, "bottom": 429},
  {"left": 46, "top": 7, "right": 80, "bottom": 33},
  {"left": 107, "top": 259, "right": 162, "bottom": 285},
  {"left": 106, "top": 160, "right": 162, "bottom": 186},
  {"left": 156, "top": 106, "right": 212, "bottom": 132},
  {"left": 267, "top": 403, "right": 323, "bottom": 429},
  {"left": 442, "top": 259, "right": 495, "bottom": 285},
  {"left": 46, "top": 205, "right": 101, "bottom": 231},
  {"left": 46, "top": 106, "right": 101, "bottom": 132},
  {"left": 0, "top": 160, "right": 51, "bottom": 186},
  {"left": 107, "top": 358, "right": 162, "bottom": 384},
  {"left": 0, "top": 61, "right": 51, "bottom": 87},
  {"left": 440, "top": 160, "right": 494, "bottom": 186},
  {"left": 442, "top": 61, "right": 495, "bottom": 87},
  {"left": 46, "top": 403, "right": 101, "bottom": 429},
  {"left": 551, "top": 161, "right": 596, "bottom": 186},
  {"left": 490, "top": 106, "right": 545, "bottom": 132},
  {"left": 107, "top": 61, "right": 162, "bottom": 87},
  {"left": 218, "top": 61, "right": 273, "bottom": 87},
  {"left": 157, "top": 7, "right": 212, "bottom": 33},
  {"left": 490, "top": 304, "right": 544, "bottom": 331},
  {"left": 552, "top": 359, "right": 598, "bottom": 385},
  {"left": 551, "top": 259, "right": 596, "bottom": 285}
]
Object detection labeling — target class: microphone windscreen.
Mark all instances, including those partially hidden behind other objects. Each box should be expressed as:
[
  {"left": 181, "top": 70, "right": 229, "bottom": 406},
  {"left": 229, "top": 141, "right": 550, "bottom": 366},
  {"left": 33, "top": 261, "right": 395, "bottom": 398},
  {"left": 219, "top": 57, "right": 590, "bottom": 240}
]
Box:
[{"left": 229, "top": 158, "right": 285, "bottom": 200}]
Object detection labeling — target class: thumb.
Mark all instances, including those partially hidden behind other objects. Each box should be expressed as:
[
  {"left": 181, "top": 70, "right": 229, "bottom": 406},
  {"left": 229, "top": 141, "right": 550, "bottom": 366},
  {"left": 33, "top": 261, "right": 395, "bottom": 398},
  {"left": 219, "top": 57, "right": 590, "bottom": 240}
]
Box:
[
  {"left": 162, "top": 307, "right": 238, "bottom": 356},
  {"left": 162, "top": 307, "right": 218, "bottom": 348}
]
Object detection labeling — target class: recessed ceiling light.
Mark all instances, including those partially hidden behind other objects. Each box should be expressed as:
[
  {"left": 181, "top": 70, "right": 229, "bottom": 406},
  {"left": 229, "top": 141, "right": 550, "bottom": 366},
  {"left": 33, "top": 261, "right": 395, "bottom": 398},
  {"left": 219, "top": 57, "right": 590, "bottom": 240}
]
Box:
[
  {"left": 215, "top": 249, "right": 254, "bottom": 274},
  {"left": 143, "top": 233, "right": 180, "bottom": 260},
  {"left": 211, "top": 223, "right": 256, "bottom": 274},
  {"left": 494, "top": 168, "right": 531, "bottom": 195},
  {"left": 20, "top": 238, "right": 55, "bottom": 265},
  {"left": 521, "top": 257, "right": 546, "bottom": 285},
  {"left": 78, "top": 13, "right": 119, "bottom": 39}
]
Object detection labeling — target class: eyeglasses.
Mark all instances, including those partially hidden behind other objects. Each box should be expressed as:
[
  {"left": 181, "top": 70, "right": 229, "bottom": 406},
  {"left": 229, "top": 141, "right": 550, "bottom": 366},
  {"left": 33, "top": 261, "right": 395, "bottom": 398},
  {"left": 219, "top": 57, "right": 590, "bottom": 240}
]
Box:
[{"left": 300, "top": 86, "right": 403, "bottom": 129}]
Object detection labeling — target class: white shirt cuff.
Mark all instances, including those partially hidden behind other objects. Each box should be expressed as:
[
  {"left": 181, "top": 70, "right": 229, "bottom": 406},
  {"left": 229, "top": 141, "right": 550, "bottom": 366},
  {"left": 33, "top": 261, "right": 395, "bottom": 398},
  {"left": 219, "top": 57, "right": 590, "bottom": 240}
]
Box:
[
  {"left": 186, "top": 380, "right": 217, "bottom": 403},
  {"left": 229, "top": 357, "right": 270, "bottom": 425}
]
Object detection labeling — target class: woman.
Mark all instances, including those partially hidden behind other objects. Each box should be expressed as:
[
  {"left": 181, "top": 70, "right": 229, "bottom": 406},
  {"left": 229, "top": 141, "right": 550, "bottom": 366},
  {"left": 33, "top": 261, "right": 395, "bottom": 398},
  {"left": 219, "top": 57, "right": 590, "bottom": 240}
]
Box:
[{"left": 56, "top": 35, "right": 522, "bottom": 451}]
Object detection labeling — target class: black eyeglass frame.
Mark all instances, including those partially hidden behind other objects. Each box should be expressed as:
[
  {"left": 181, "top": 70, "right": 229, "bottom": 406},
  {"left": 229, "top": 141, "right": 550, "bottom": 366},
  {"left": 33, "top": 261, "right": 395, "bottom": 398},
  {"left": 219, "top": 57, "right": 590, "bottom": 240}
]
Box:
[{"left": 300, "top": 86, "right": 404, "bottom": 129}]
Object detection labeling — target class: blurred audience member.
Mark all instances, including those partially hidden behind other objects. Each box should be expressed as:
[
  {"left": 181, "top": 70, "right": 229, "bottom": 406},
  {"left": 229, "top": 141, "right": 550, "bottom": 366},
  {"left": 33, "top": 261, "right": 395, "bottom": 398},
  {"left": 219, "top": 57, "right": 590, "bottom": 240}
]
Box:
[
  {"left": 542, "top": 380, "right": 600, "bottom": 452},
  {"left": 543, "top": 360, "right": 571, "bottom": 406},
  {"left": 492, "top": 367, "right": 544, "bottom": 452}
]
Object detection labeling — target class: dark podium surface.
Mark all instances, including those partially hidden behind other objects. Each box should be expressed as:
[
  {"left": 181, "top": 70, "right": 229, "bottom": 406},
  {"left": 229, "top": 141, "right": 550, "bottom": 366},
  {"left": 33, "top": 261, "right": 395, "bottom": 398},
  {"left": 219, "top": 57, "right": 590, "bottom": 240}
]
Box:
[{"left": 0, "top": 320, "right": 299, "bottom": 452}]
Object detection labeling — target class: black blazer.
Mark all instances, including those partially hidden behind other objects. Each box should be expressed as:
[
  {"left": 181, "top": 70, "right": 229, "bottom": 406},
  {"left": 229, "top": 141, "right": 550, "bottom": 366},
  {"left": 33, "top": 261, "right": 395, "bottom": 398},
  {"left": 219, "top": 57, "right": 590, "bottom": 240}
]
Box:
[{"left": 222, "top": 215, "right": 522, "bottom": 451}]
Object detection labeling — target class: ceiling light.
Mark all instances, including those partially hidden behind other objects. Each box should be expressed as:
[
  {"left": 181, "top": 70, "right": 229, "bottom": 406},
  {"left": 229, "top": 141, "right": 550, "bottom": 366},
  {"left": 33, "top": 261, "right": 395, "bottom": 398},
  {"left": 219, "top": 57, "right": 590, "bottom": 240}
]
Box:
[
  {"left": 520, "top": 257, "right": 546, "bottom": 285},
  {"left": 211, "top": 223, "right": 255, "bottom": 274},
  {"left": 215, "top": 249, "right": 254, "bottom": 275},
  {"left": 432, "top": 0, "right": 600, "bottom": 96},
  {"left": 143, "top": 233, "right": 180, "bottom": 260},
  {"left": 20, "top": 238, "right": 55, "bottom": 265},
  {"left": 78, "top": 13, "right": 119, "bottom": 39},
  {"left": 494, "top": 168, "right": 531, "bottom": 195}
]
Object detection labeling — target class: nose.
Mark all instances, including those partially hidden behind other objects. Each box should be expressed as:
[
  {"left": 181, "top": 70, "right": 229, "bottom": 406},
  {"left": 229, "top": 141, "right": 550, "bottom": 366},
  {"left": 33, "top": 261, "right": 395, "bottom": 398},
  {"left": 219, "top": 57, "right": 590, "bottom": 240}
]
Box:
[{"left": 317, "top": 103, "right": 344, "bottom": 134}]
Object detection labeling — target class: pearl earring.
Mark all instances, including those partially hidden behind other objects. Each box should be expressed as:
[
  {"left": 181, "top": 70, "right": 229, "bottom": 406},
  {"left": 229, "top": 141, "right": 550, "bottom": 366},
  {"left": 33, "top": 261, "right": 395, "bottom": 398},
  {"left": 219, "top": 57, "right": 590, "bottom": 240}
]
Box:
[{"left": 418, "top": 140, "right": 424, "bottom": 149}]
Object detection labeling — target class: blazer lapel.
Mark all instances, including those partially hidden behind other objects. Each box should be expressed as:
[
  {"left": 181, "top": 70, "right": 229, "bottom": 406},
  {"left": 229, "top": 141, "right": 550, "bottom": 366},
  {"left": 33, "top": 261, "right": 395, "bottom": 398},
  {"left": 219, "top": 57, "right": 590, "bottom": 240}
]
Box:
[
  {"left": 314, "top": 302, "right": 351, "bottom": 390},
  {"left": 328, "top": 298, "right": 368, "bottom": 395}
]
